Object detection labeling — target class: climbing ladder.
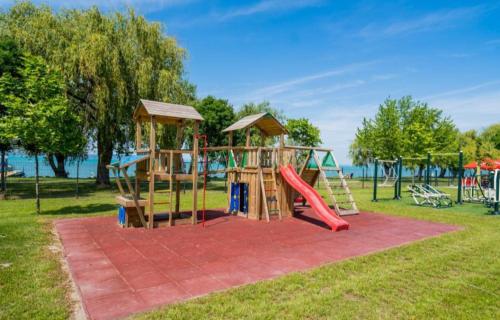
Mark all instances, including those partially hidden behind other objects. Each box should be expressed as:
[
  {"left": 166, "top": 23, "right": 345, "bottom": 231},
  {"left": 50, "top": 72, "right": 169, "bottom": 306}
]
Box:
[
  {"left": 259, "top": 169, "right": 282, "bottom": 222},
  {"left": 259, "top": 149, "right": 282, "bottom": 222},
  {"left": 300, "top": 150, "right": 358, "bottom": 216}
]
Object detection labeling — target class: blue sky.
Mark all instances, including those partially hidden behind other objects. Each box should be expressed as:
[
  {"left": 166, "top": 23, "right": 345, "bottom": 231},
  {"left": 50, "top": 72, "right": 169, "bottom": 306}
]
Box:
[{"left": 4, "top": 0, "right": 500, "bottom": 163}]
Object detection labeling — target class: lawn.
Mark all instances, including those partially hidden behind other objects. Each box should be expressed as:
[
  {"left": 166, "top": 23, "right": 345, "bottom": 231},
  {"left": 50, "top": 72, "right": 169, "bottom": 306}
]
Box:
[{"left": 0, "top": 178, "right": 498, "bottom": 319}]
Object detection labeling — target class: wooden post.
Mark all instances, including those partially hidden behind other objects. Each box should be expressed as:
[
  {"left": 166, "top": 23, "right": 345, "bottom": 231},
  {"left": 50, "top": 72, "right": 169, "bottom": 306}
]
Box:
[
  {"left": 226, "top": 131, "right": 233, "bottom": 213},
  {"left": 135, "top": 120, "right": 142, "bottom": 151},
  {"left": 175, "top": 181, "right": 181, "bottom": 214},
  {"left": 169, "top": 150, "right": 174, "bottom": 226},
  {"left": 279, "top": 133, "right": 285, "bottom": 167},
  {"left": 228, "top": 131, "right": 233, "bottom": 148},
  {"left": 175, "top": 120, "right": 184, "bottom": 172},
  {"left": 192, "top": 121, "right": 199, "bottom": 224},
  {"left": 245, "top": 127, "right": 251, "bottom": 147},
  {"left": 148, "top": 116, "right": 156, "bottom": 228}
]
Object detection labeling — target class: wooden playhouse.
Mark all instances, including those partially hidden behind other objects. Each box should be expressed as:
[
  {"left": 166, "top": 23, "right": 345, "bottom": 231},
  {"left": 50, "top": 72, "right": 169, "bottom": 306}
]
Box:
[{"left": 109, "top": 99, "right": 358, "bottom": 230}]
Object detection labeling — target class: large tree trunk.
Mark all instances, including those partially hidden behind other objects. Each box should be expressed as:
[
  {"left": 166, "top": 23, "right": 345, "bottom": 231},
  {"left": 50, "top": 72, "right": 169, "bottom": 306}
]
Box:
[
  {"left": 96, "top": 130, "right": 113, "bottom": 186},
  {"left": 47, "top": 153, "right": 68, "bottom": 178},
  {"left": 35, "top": 153, "right": 40, "bottom": 214}
]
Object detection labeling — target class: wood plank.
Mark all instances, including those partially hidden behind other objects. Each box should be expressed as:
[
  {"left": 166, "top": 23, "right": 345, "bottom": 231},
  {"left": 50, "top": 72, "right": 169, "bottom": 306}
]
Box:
[
  {"left": 192, "top": 121, "right": 199, "bottom": 224},
  {"left": 121, "top": 169, "right": 147, "bottom": 227},
  {"left": 148, "top": 116, "right": 156, "bottom": 229}
]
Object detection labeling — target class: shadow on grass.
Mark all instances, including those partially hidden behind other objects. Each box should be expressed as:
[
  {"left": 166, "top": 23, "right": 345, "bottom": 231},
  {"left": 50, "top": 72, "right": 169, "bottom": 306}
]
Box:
[
  {"left": 6, "top": 178, "right": 97, "bottom": 200},
  {"left": 41, "top": 203, "right": 117, "bottom": 216}
]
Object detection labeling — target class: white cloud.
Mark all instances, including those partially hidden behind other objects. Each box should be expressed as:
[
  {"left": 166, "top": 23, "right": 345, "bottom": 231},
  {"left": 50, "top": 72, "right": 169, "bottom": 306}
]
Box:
[
  {"left": 485, "top": 38, "right": 500, "bottom": 45},
  {"left": 218, "top": 0, "right": 322, "bottom": 20},
  {"left": 426, "top": 90, "right": 500, "bottom": 131},
  {"left": 359, "top": 6, "right": 483, "bottom": 38},
  {"left": 250, "top": 61, "right": 376, "bottom": 99},
  {"left": 422, "top": 80, "right": 500, "bottom": 100}
]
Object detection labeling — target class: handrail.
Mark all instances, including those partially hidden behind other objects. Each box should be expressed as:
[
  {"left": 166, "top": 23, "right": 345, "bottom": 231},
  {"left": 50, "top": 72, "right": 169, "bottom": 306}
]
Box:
[
  {"left": 283, "top": 145, "right": 333, "bottom": 152},
  {"left": 158, "top": 149, "right": 193, "bottom": 154}
]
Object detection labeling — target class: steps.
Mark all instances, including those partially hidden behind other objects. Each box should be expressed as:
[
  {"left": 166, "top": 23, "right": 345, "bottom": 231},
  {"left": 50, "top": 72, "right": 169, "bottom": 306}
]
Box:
[
  {"left": 259, "top": 168, "right": 282, "bottom": 222},
  {"left": 299, "top": 150, "right": 359, "bottom": 217}
]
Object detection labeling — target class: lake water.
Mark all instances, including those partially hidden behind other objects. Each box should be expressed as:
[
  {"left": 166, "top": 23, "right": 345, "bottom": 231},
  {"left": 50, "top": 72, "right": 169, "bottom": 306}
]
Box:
[{"left": 4, "top": 153, "right": 417, "bottom": 179}]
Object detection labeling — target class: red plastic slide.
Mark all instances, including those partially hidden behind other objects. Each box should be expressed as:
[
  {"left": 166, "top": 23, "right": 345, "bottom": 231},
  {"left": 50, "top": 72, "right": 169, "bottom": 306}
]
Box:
[{"left": 280, "top": 164, "right": 349, "bottom": 231}]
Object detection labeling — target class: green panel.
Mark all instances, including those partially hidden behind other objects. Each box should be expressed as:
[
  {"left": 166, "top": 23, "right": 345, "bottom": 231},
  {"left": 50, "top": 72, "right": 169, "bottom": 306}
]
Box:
[
  {"left": 306, "top": 150, "right": 319, "bottom": 169},
  {"left": 241, "top": 151, "right": 248, "bottom": 168},
  {"left": 321, "top": 152, "right": 335, "bottom": 168},
  {"left": 228, "top": 151, "right": 237, "bottom": 169}
]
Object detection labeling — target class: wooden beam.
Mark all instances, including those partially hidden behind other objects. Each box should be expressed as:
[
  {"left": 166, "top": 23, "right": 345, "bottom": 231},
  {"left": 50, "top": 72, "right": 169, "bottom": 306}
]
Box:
[
  {"left": 192, "top": 121, "right": 199, "bottom": 224},
  {"left": 122, "top": 168, "right": 147, "bottom": 227},
  {"left": 148, "top": 116, "right": 157, "bottom": 229},
  {"left": 228, "top": 131, "right": 233, "bottom": 147},
  {"left": 135, "top": 120, "right": 142, "bottom": 151},
  {"left": 245, "top": 127, "right": 251, "bottom": 147},
  {"left": 169, "top": 150, "right": 173, "bottom": 227}
]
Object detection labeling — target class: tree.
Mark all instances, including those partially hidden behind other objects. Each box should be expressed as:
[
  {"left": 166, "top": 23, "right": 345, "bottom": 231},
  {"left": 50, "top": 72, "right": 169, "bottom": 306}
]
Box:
[
  {"left": 479, "top": 123, "right": 500, "bottom": 159},
  {"left": 235, "top": 101, "right": 285, "bottom": 145},
  {"left": 2, "top": 2, "right": 194, "bottom": 185},
  {"left": 458, "top": 130, "right": 479, "bottom": 164},
  {"left": 0, "top": 36, "right": 23, "bottom": 195},
  {"left": 0, "top": 53, "right": 85, "bottom": 213},
  {"left": 351, "top": 96, "right": 459, "bottom": 178},
  {"left": 285, "top": 118, "right": 322, "bottom": 147},
  {"left": 195, "top": 96, "right": 235, "bottom": 147}
]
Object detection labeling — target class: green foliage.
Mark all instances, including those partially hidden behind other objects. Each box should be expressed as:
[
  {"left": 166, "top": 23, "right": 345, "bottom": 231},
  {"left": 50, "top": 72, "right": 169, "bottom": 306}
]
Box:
[
  {"left": 479, "top": 123, "right": 500, "bottom": 159},
  {"left": 285, "top": 118, "right": 322, "bottom": 147},
  {"left": 351, "top": 96, "right": 460, "bottom": 168},
  {"left": 0, "top": 36, "right": 23, "bottom": 150},
  {"left": 195, "top": 96, "right": 235, "bottom": 147},
  {"left": 1, "top": 2, "right": 195, "bottom": 184},
  {"left": 458, "top": 130, "right": 479, "bottom": 163},
  {"left": 0, "top": 54, "right": 85, "bottom": 156},
  {"left": 458, "top": 124, "right": 500, "bottom": 162},
  {"left": 234, "top": 101, "right": 285, "bottom": 145}
]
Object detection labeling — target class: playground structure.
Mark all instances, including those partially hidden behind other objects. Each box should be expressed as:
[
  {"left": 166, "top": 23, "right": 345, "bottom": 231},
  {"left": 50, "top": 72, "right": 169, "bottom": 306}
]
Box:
[
  {"left": 462, "top": 159, "right": 500, "bottom": 214},
  {"left": 372, "top": 152, "right": 464, "bottom": 207},
  {"left": 109, "top": 100, "right": 358, "bottom": 231}
]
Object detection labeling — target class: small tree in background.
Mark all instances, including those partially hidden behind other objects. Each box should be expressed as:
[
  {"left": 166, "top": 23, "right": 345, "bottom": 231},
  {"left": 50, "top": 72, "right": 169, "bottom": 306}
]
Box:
[
  {"left": 235, "top": 101, "right": 285, "bottom": 145},
  {"left": 0, "top": 37, "right": 23, "bottom": 197},
  {"left": 195, "top": 96, "right": 236, "bottom": 147},
  {"left": 351, "top": 96, "right": 459, "bottom": 179},
  {"left": 285, "top": 118, "right": 322, "bottom": 147},
  {"left": 0, "top": 54, "right": 85, "bottom": 213},
  {"left": 479, "top": 123, "right": 500, "bottom": 159}
]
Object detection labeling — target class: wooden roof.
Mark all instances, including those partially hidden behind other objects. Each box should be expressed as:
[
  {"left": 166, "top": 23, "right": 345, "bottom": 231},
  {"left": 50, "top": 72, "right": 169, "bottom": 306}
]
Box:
[
  {"left": 133, "top": 99, "right": 203, "bottom": 123},
  {"left": 222, "top": 112, "right": 287, "bottom": 136}
]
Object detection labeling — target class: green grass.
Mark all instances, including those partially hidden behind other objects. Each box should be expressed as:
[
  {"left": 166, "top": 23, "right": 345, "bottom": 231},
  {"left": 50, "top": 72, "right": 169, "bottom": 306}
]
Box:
[{"left": 0, "top": 178, "right": 499, "bottom": 319}]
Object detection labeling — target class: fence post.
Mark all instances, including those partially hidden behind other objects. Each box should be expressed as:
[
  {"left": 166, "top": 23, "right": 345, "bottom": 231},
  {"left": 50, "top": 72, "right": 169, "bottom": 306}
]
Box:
[
  {"left": 425, "top": 152, "right": 431, "bottom": 185},
  {"left": 393, "top": 158, "right": 399, "bottom": 200},
  {"left": 457, "top": 151, "right": 463, "bottom": 204},
  {"left": 372, "top": 158, "right": 378, "bottom": 202},
  {"left": 493, "top": 172, "right": 499, "bottom": 215}
]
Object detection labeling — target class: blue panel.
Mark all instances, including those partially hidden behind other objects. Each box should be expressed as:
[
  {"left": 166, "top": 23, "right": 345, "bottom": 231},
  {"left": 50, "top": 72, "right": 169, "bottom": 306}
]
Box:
[
  {"left": 241, "top": 183, "right": 249, "bottom": 214},
  {"left": 118, "top": 206, "right": 126, "bottom": 225},
  {"left": 229, "top": 182, "right": 240, "bottom": 213}
]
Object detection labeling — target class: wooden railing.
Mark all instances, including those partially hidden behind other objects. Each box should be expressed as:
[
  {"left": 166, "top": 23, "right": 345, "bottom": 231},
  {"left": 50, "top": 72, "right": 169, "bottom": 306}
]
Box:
[{"left": 137, "top": 146, "right": 333, "bottom": 173}]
